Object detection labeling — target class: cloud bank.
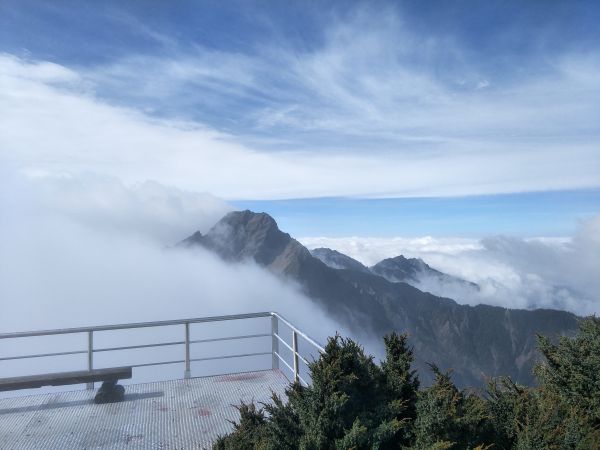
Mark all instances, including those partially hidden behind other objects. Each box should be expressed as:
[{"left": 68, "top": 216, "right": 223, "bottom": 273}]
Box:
[
  {"left": 14, "top": 171, "right": 232, "bottom": 243},
  {"left": 1, "top": 42, "right": 599, "bottom": 199},
  {"left": 301, "top": 217, "right": 600, "bottom": 316},
  {"left": 0, "top": 172, "right": 343, "bottom": 386},
  {"left": 0, "top": 172, "right": 340, "bottom": 333}
]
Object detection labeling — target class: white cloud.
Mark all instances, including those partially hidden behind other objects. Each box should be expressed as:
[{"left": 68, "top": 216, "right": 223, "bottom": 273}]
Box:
[
  {"left": 1, "top": 45, "right": 599, "bottom": 200},
  {"left": 0, "top": 214, "right": 335, "bottom": 336},
  {"left": 14, "top": 171, "right": 231, "bottom": 243},
  {"left": 300, "top": 215, "right": 600, "bottom": 316},
  {"left": 82, "top": 9, "right": 600, "bottom": 154},
  {"left": 0, "top": 172, "right": 344, "bottom": 383},
  {"left": 300, "top": 236, "right": 483, "bottom": 266},
  {"left": 0, "top": 170, "right": 345, "bottom": 336}
]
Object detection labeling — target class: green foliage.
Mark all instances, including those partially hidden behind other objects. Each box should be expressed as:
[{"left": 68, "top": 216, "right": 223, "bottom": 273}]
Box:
[
  {"left": 215, "top": 318, "right": 600, "bottom": 450},
  {"left": 412, "top": 365, "right": 490, "bottom": 449},
  {"left": 381, "top": 333, "right": 419, "bottom": 422},
  {"left": 535, "top": 316, "right": 600, "bottom": 426},
  {"left": 262, "top": 392, "right": 302, "bottom": 449},
  {"left": 287, "top": 333, "right": 418, "bottom": 449},
  {"left": 214, "top": 402, "right": 269, "bottom": 450},
  {"left": 483, "top": 317, "right": 600, "bottom": 449},
  {"left": 291, "top": 335, "right": 385, "bottom": 448},
  {"left": 485, "top": 377, "right": 531, "bottom": 448}
]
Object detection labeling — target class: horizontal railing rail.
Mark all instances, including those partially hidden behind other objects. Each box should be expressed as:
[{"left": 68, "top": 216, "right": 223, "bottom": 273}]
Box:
[
  {"left": 0, "top": 312, "right": 273, "bottom": 339},
  {"left": 0, "top": 312, "right": 324, "bottom": 389}
]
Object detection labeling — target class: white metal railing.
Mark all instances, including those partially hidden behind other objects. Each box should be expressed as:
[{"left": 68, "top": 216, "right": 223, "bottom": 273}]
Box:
[{"left": 0, "top": 312, "right": 325, "bottom": 389}]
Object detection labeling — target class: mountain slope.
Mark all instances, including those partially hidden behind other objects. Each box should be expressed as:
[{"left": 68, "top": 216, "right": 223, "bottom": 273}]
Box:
[
  {"left": 180, "top": 211, "right": 393, "bottom": 331},
  {"left": 336, "top": 268, "right": 576, "bottom": 386},
  {"left": 311, "top": 248, "right": 371, "bottom": 273},
  {"left": 311, "top": 248, "right": 479, "bottom": 298},
  {"left": 181, "top": 210, "right": 579, "bottom": 387},
  {"left": 371, "top": 255, "right": 479, "bottom": 291}
]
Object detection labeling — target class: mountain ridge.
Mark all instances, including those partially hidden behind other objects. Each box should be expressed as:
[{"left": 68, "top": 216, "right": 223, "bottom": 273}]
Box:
[
  {"left": 311, "top": 247, "right": 480, "bottom": 294},
  {"left": 180, "top": 210, "right": 579, "bottom": 387},
  {"left": 310, "top": 247, "right": 371, "bottom": 273}
]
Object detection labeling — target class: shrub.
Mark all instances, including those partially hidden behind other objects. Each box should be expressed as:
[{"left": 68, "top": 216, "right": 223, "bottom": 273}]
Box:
[{"left": 215, "top": 318, "right": 600, "bottom": 449}]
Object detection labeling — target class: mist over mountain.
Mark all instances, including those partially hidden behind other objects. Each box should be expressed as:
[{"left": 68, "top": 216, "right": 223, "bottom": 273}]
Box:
[
  {"left": 181, "top": 210, "right": 580, "bottom": 387},
  {"left": 311, "top": 248, "right": 371, "bottom": 273},
  {"left": 312, "top": 248, "right": 480, "bottom": 299},
  {"left": 371, "top": 255, "right": 478, "bottom": 288},
  {"left": 180, "top": 211, "right": 392, "bottom": 333},
  {"left": 301, "top": 225, "right": 600, "bottom": 316}
]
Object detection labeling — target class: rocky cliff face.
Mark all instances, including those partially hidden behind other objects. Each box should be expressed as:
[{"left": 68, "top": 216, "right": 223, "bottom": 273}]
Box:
[{"left": 181, "top": 210, "right": 579, "bottom": 387}]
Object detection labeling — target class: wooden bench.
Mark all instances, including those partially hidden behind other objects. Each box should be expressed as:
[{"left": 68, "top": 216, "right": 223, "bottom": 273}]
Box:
[{"left": 0, "top": 366, "right": 132, "bottom": 404}]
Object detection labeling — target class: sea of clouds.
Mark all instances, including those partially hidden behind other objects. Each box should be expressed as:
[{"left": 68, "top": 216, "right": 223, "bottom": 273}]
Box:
[{"left": 301, "top": 218, "right": 600, "bottom": 316}]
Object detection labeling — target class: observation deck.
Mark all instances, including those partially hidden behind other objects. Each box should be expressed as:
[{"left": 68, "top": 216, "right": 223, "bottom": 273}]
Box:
[{"left": 0, "top": 312, "right": 323, "bottom": 449}]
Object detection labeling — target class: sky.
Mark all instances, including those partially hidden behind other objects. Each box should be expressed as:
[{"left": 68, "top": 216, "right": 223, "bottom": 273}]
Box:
[
  {"left": 1, "top": 0, "right": 599, "bottom": 237},
  {"left": 235, "top": 190, "right": 600, "bottom": 237},
  {"left": 1, "top": 0, "right": 600, "bottom": 330}
]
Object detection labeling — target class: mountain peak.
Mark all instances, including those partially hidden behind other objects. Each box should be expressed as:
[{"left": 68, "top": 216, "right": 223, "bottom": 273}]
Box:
[
  {"left": 219, "top": 210, "right": 279, "bottom": 231},
  {"left": 180, "top": 210, "right": 310, "bottom": 271},
  {"left": 370, "top": 255, "right": 427, "bottom": 283},
  {"left": 371, "top": 254, "right": 479, "bottom": 293},
  {"left": 179, "top": 230, "right": 203, "bottom": 246}
]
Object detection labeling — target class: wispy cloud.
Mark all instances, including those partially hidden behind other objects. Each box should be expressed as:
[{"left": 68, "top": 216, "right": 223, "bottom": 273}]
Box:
[
  {"left": 84, "top": 8, "right": 600, "bottom": 149},
  {"left": 1, "top": 4, "right": 599, "bottom": 199},
  {"left": 1, "top": 46, "right": 599, "bottom": 200}
]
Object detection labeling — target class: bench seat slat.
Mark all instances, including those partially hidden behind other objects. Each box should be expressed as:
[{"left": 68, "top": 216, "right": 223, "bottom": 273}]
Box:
[{"left": 0, "top": 366, "right": 132, "bottom": 391}]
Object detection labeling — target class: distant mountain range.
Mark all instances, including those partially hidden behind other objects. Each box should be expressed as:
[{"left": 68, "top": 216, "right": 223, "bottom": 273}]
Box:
[
  {"left": 311, "top": 248, "right": 479, "bottom": 294},
  {"left": 310, "top": 247, "right": 371, "bottom": 274},
  {"left": 180, "top": 210, "right": 579, "bottom": 387}
]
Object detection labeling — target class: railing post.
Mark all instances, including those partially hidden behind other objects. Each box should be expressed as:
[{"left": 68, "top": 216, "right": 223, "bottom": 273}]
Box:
[
  {"left": 86, "top": 331, "right": 94, "bottom": 390},
  {"left": 271, "top": 315, "right": 279, "bottom": 370},
  {"left": 292, "top": 330, "right": 299, "bottom": 383},
  {"left": 184, "top": 322, "right": 191, "bottom": 379}
]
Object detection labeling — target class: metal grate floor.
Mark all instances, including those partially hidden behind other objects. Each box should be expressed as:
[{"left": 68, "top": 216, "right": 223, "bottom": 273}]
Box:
[{"left": 0, "top": 370, "right": 289, "bottom": 449}]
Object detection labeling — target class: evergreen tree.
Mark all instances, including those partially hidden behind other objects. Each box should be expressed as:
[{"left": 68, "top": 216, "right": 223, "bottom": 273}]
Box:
[
  {"left": 535, "top": 316, "right": 600, "bottom": 426},
  {"left": 412, "top": 365, "right": 489, "bottom": 449},
  {"left": 214, "top": 402, "right": 269, "bottom": 450},
  {"left": 290, "top": 334, "right": 386, "bottom": 448},
  {"left": 379, "top": 332, "right": 420, "bottom": 447},
  {"left": 215, "top": 318, "right": 600, "bottom": 450}
]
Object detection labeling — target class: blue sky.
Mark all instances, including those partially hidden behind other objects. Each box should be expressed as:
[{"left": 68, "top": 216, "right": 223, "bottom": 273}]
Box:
[
  {"left": 236, "top": 189, "right": 600, "bottom": 237},
  {"left": 1, "top": 0, "right": 599, "bottom": 237}
]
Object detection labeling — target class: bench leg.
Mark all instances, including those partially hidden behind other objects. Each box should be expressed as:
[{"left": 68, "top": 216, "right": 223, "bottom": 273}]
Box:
[{"left": 94, "top": 380, "right": 125, "bottom": 404}]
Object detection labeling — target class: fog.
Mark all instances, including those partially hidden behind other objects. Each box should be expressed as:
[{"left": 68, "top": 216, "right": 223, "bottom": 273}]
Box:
[
  {"left": 301, "top": 217, "right": 600, "bottom": 316},
  {"left": 0, "top": 172, "right": 345, "bottom": 392}
]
